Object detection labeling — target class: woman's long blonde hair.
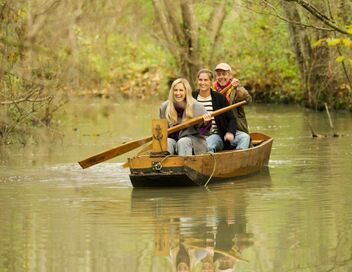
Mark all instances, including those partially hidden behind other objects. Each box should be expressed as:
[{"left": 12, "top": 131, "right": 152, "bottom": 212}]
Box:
[{"left": 165, "top": 78, "right": 194, "bottom": 125}]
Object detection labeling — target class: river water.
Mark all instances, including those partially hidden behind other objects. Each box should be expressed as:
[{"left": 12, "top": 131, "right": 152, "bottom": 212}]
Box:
[{"left": 0, "top": 98, "right": 351, "bottom": 272}]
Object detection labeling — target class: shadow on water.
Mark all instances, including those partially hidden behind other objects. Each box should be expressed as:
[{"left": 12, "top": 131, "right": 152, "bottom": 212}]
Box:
[
  {"left": 130, "top": 169, "right": 272, "bottom": 271},
  {"left": 131, "top": 167, "right": 272, "bottom": 200}
]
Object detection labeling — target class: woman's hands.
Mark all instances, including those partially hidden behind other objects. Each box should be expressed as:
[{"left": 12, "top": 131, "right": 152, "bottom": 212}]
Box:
[{"left": 202, "top": 112, "right": 212, "bottom": 124}]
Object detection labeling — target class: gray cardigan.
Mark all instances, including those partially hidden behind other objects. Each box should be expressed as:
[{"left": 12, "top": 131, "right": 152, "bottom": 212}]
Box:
[{"left": 159, "top": 99, "right": 208, "bottom": 155}]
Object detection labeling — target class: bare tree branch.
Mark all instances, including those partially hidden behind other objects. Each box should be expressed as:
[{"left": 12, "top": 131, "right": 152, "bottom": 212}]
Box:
[
  {"left": 244, "top": 0, "right": 335, "bottom": 32},
  {"left": 207, "top": 1, "right": 227, "bottom": 44},
  {"left": 280, "top": 0, "right": 310, "bottom": 81},
  {"left": 0, "top": 90, "right": 52, "bottom": 105},
  {"left": 180, "top": 0, "right": 198, "bottom": 55},
  {"left": 284, "top": 0, "right": 352, "bottom": 36},
  {"left": 34, "top": 0, "right": 60, "bottom": 18},
  {"left": 337, "top": 0, "right": 351, "bottom": 24},
  {"left": 180, "top": 0, "right": 200, "bottom": 83},
  {"left": 151, "top": 0, "right": 178, "bottom": 56},
  {"left": 1, "top": 96, "right": 53, "bottom": 105},
  {"left": 163, "top": 0, "right": 185, "bottom": 47},
  {"left": 26, "top": 0, "right": 61, "bottom": 42},
  {"left": 207, "top": 0, "right": 228, "bottom": 64}
]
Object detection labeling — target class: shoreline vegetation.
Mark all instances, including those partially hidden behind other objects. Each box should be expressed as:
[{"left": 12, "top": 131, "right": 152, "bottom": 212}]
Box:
[{"left": 1, "top": 0, "right": 351, "bottom": 145}]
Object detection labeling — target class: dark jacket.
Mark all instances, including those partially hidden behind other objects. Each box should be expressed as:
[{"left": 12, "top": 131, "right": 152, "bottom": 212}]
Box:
[
  {"left": 230, "top": 86, "right": 251, "bottom": 134},
  {"left": 192, "top": 89, "right": 237, "bottom": 149}
]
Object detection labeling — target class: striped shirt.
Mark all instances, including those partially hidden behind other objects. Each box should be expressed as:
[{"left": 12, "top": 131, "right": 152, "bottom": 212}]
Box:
[{"left": 197, "top": 94, "right": 219, "bottom": 134}]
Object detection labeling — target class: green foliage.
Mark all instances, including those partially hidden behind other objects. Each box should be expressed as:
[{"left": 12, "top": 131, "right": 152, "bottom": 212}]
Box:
[
  {"left": 186, "top": 2, "right": 301, "bottom": 103},
  {"left": 213, "top": 9, "right": 300, "bottom": 102},
  {"left": 313, "top": 36, "right": 352, "bottom": 66},
  {"left": 76, "top": 29, "right": 174, "bottom": 97},
  {"left": 0, "top": 1, "right": 68, "bottom": 144},
  {"left": 347, "top": 25, "right": 352, "bottom": 34}
]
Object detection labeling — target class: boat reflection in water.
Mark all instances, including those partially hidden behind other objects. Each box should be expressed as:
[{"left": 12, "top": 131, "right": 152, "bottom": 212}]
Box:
[{"left": 131, "top": 168, "right": 271, "bottom": 271}]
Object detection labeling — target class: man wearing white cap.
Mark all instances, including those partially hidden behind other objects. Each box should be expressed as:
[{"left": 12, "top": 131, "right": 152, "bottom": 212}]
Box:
[{"left": 214, "top": 63, "right": 251, "bottom": 149}]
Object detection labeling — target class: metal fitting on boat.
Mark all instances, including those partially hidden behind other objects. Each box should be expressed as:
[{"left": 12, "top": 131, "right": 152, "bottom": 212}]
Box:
[{"left": 152, "top": 161, "right": 162, "bottom": 172}]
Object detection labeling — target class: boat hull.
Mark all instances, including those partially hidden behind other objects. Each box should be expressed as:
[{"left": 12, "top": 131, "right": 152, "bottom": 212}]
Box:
[{"left": 128, "top": 132, "right": 273, "bottom": 187}]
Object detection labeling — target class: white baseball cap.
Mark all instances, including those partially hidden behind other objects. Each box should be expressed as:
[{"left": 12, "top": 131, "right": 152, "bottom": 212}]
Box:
[{"left": 215, "top": 63, "right": 232, "bottom": 72}]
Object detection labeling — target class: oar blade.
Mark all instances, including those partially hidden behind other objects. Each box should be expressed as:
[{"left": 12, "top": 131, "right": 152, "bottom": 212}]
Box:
[{"left": 78, "top": 136, "right": 152, "bottom": 169}]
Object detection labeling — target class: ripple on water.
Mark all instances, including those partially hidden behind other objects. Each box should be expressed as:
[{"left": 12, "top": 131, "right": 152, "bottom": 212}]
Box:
[
  {"left": 269, "top": 158, "right": 316, "bottom": 168},
  {"left": 0, "top": 162, "right": 132, "bottom": 187},
  {"left": 47, "top": 162, "right": 131, "bottom": 185}
]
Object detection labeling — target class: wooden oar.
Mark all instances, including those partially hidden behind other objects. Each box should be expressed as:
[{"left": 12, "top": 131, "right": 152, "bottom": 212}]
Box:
[{"left": 78, "top": 100, "right": 247, "bottom": 169}]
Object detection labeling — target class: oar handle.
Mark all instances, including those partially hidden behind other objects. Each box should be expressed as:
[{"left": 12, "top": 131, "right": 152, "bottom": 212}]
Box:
[{"left": 168, "top": 100, "right": 247, "bottom": 134}]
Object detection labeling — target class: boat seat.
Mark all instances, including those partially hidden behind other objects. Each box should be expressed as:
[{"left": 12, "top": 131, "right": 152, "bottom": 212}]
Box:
[{"left": 252, "top": 139, "right": 265, "bottom": 146}]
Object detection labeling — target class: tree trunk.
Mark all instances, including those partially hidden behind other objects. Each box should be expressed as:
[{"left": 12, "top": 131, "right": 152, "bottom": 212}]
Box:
[
  {"left": 151, "top": 0, "right": 178, "bottom": 56},
  {"left": 280, "top": 0, "right": 312, "bottom": 104},
  {"left": 281, "top": 0, "right": 336, "bottom": 110},
  {"left": 67, "top": 2, "right": 83, "bottom": 88},
  {"left": 338, "top": 0, "right": 351, "bottom": 25},
  {"left": 152, "top": 1, "right": 231, "bottom": 87},
  {"left": 180, "top": 0, "right": 199, "bottom": 85},
  {"left": 206, "top": 1, "right": 228, "bottom": 66}
]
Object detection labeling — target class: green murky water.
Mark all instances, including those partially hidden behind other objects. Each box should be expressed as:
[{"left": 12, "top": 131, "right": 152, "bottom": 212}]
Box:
[{"left": 1, "top": 98, "right": 352, "bottom": 271}]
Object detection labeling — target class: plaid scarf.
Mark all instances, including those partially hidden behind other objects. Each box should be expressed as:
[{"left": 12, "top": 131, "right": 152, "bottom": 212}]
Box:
[{"left": 214, "top": 81, "right": 234, "bottom": 104}]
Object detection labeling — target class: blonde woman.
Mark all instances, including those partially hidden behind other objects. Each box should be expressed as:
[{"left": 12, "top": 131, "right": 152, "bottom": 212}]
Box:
[{"left": 159, "top": 78, "right": 212, "bottom": 156}]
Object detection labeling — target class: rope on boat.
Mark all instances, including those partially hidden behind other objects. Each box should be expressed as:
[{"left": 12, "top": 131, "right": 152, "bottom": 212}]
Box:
[
  {"left": 204, "top": 152, "right": 216, "bottom": 187},
  {"left": 153, "top": 127, "right": 164, "bottom": 152},
  {"left": 153, "top": 154, "right": 172, "bottom": 171}
]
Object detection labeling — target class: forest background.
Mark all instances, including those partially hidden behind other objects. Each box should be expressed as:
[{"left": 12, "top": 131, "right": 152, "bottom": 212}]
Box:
[{"left": 1, "top": 0, "right": 351, "bottom": 145}]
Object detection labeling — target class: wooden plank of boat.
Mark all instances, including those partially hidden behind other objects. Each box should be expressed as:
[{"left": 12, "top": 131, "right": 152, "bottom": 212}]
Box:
[{"left": 128, "top": 132, "right": 273, "bottom": 187}]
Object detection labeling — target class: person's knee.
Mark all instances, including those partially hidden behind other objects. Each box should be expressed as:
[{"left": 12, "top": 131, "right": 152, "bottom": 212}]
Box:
[
  {"left": 177, "top": 137, "right": 192, "bottom": 147},
  {"left": 206, "top": 134, "right": 223, "bottom": 153},
  {"left": 177, "top": 138, "right": 193, "bottom": 155},
  {"left": 245, "top": 135, "right": 250, "bottom": 145},
  {"left": 235, "top": 132, "right": 250, "bottom": 149},
  {"left": 207, "top": 141, "right": 222, "bottom": 152},
  {"left": 167, "top": 138, "right": 176, "bottom": 154},
  {"left": 242, "top": 133, "right": 250, "bottom": 145},
  {"left": 168, "top": 146, "right": 175, "bottom": 154},
  {"left": 207, "top": 144, "right": 216, "bottom": 153}
]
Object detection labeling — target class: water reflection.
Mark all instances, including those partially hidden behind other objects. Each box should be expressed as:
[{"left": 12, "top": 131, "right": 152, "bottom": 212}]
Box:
[{"left": 131, "top": 169, "right": 271, "bottom": 271}]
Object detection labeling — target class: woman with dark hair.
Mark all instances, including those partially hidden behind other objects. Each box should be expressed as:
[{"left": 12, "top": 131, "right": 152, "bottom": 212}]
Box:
[{"left": 192, "top": 69, "right": 238, "bottom": 153}]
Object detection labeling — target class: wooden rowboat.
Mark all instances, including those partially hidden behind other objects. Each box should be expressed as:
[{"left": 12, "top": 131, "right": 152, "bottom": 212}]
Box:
[{"left": 128, "top": 132, "right": 273, "bottom": 187}]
